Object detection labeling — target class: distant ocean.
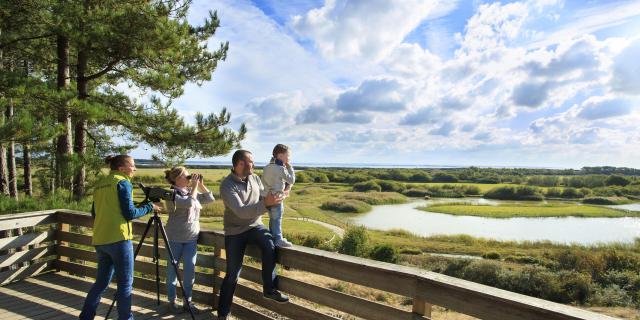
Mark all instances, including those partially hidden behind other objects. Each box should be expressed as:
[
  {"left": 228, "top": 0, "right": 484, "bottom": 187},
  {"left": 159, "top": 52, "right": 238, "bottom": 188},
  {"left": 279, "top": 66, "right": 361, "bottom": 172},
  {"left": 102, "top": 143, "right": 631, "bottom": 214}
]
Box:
[{"left": 177, "top": 160, "right": 565, "bottom": 170}]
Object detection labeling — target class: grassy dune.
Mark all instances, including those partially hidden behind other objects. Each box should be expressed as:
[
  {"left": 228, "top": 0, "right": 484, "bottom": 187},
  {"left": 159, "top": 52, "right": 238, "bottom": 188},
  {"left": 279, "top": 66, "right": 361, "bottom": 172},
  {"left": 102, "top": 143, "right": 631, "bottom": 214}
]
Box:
[{"left": 421, "top": 203, "right": 636, "bottom": 218}]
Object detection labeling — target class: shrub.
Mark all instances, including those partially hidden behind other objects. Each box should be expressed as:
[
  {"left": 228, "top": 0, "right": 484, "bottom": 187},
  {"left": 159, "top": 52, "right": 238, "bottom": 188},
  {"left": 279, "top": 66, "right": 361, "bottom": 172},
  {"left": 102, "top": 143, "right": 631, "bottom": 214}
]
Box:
[
  {"left": 409, "top": 172, "right": 431, "bottom": 182},
  {"left": 369, "top": 244, "right": 399, "bottom": 263},
  {"left": 606, "top": 175, "right": 631, "bottom": 187},
  {"left": 560, "top": 187, "right": 583, "bottom": 199},
  {"left": 588, "top": 284, "right": 634, "bottom": 307},
  {"left": 482, "top": 252, "right": 501, "bottom": 260},
  {"left": 545, "top": 188, "right": 563, "bottom": 198},
  {"left": 432, "top": 172, "right": 458, "bottom": 183},
  {"left": 402, "top": 188, "right": 430, "bottom": 197},
  {"left": 399, "top": 247, "right": 422, "bottom": 255},
  {"left": 314, "top": 173, "right": 330, "bottom": 183},
  {"left": 376, "top": 180, "right": 406, "bottom": 193},
  {"left": 338, "top": 226, "right": 369, "bottom": 257},
  {"left": 353, "top": 180, "right": 381, "bottom": 192},
  {"left": 484, "top": 186, "right": 544, "bottom": 201},
  {"left": 320, "top": 200, "right": 371, "bottom": 213}
]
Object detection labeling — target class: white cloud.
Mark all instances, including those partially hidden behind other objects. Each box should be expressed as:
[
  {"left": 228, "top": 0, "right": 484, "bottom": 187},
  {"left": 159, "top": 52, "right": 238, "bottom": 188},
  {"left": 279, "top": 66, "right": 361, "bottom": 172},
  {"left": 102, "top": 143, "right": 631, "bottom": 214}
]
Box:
[
  {"left": 577, "top": 96, "right": 632, "bottom": 120},
  {"left": 290, "top": 0, "right": 456, "bottom": 62},
  {"left": 611, "top": 38, "right": 640, "bottom": 95}
]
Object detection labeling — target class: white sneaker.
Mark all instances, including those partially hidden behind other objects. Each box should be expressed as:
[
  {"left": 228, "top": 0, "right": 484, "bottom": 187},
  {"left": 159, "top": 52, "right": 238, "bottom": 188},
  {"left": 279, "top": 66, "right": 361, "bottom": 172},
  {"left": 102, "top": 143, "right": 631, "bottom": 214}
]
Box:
[{"left": 275, "top": 238, "right": 293, "bottom": 247}]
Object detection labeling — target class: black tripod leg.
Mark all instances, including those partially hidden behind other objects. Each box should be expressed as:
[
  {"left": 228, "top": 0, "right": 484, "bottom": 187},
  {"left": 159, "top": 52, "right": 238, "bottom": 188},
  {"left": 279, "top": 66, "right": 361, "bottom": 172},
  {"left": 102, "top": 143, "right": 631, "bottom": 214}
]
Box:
[
  {"left": 105, "top": 216, "right": 154, "bottom": 319},
  {"left": 157, "top": 219, "right": 196, "bottom": 320},
  {"left": 154, "top": 217, "right": 161, "bottom": 305}
]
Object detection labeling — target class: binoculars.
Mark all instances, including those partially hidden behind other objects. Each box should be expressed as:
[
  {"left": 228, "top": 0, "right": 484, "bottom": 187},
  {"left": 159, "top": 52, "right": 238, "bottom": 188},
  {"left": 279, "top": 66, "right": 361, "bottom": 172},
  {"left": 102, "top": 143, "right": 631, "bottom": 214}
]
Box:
[{"left": 186, "top": 174, "right": 201, "bottom": 180}]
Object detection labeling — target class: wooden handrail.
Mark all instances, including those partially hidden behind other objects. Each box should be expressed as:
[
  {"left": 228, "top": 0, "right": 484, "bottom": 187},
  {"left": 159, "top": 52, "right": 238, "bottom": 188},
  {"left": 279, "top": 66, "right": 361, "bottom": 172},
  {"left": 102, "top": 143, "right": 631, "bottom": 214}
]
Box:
[{"left": 1, "top": 210, "right": 620, "bottom": 320}]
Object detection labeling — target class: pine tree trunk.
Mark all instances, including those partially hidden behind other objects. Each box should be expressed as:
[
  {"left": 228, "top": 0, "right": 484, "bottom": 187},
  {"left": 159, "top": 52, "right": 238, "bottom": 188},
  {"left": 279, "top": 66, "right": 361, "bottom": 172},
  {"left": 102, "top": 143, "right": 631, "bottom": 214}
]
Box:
[
  {"left": 0, "top": 144, "right": 7, "bottom": 195},
  {"left": 0, "top": 47, "right": 7, "bottom": 196},
  {"left": 73, "top": 47, "right": 88, "bottom": 200},
  {"left": 55, "top": 35, "right": 73, "bottom": 192},
  {"left": 23, "top": 144, "right": 32, "bottom": 197},
  {"left": 6, "top": 100, "right": 18, "bottom": 200}
]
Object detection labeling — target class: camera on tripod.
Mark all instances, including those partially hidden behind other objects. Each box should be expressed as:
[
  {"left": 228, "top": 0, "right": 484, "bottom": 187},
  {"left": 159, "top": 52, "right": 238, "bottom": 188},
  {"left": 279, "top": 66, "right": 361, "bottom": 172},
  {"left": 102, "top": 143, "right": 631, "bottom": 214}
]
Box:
[{"left": 138, "top": 183, "right": 173, "bottom": 202}]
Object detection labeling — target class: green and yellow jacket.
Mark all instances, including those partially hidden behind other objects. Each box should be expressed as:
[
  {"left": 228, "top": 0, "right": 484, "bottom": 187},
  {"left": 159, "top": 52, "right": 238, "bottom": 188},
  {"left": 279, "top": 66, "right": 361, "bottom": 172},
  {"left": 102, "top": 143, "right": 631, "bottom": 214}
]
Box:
[{"left": 91, "top": 171, "right": 153, "bottom": 245}]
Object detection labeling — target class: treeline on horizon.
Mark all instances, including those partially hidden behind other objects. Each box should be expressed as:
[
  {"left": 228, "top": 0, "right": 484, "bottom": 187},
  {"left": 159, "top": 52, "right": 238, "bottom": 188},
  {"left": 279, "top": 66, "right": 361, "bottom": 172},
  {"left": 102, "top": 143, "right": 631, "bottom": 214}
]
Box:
[{"left": 0, "top": 1, "right": 245, "bottom": 203}]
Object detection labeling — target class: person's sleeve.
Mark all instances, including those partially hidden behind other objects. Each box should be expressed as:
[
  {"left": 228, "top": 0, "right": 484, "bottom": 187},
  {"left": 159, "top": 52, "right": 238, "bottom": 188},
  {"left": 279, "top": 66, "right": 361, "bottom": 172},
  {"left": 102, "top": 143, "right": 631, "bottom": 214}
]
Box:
[
  {"left": 282, "top": 165, "right": 295, "bottom": 185},
  {"left": 197, "top": 192, "right": 215, "bottom": 204},
  {"left": 173, "top": 191, "right": 198, "bottom": 209},
  {"left": 117, "top": 180, "right": 153, "bottom": 221},
  {"left": 220, "top": 181, "right": 267, "bottom": 219}
]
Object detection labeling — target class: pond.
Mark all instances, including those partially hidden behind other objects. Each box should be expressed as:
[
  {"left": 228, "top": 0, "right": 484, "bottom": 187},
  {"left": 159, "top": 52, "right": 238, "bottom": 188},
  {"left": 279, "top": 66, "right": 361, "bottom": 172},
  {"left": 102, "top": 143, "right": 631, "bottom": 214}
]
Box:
[{"left": 349, "top": 198, "right": 640, "bottom": 245}]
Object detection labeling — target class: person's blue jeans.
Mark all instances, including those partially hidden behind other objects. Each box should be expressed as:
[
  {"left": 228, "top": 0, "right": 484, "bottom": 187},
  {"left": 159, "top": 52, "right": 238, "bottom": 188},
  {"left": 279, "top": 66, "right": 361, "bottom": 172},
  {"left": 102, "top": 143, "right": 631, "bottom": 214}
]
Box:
[
  {"left": 268, "top": 202, "right": 284, "bottom": 241},
  {"left": 217, "top": 225, "right": 278, "bottom": 317},
  {"left": 166, "top": 240, "right": 197, "bottom": 302},
  {"left": 79, "top": 240, "right": 134, "bottom": 320}
]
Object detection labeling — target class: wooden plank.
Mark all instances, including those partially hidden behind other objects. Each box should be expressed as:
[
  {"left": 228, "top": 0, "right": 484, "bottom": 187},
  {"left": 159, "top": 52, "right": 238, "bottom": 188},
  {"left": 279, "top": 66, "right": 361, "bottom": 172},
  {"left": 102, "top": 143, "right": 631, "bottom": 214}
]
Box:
[
  {"left": 0, "top": 211, "right": 57, "bottom": 232},
  {"left": 55, "top": 231, "right": 215, "bottom": 268},
  {"left": 415, "top": 274, "right": 619, "bottom": 320},
  {"left": 56, "top": 260, "right": 214, "bottom": 306},
  {"left": 412, "top": 297, "right": 432, "bottom": 319},
  {"left": 214, "top": 256, "right": 413, "bottom": 320},
  {"left": 55, "top": 245, "right": 214, "bottom": 287},
  {"left": 214, "top": 276, "right": 338, "bottom": 320},
  {"left": 0, "top": 261, "right": 54, "bottom": 285},
  {"left": 0, "top": 245, "right": 56, "bottom": 269}
]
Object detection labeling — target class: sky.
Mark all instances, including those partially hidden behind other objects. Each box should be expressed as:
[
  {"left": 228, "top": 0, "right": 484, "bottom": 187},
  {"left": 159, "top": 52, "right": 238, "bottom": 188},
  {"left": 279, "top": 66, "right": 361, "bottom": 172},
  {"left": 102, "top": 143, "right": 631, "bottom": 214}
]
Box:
[{"left": 128, "top": 0, "right": 640, "bottom": 168}]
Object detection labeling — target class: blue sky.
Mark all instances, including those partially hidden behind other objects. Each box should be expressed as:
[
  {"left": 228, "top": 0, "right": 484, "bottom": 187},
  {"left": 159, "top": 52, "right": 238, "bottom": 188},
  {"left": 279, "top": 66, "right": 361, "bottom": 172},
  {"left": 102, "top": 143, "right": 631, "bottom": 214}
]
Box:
[{"left": 128, "top": 0, "right": 640, "bottom": 168}]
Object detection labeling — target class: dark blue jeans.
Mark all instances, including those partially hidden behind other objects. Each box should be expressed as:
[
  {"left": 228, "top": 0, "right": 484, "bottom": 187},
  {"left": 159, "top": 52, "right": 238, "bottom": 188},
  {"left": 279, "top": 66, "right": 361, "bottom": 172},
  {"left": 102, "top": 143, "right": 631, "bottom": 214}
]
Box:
[
  {"left": 79, "top": 240, "right": 134, "bottom": 320},
  {"left": 217, "top": 225, "right": 277, "bottom": 317}
]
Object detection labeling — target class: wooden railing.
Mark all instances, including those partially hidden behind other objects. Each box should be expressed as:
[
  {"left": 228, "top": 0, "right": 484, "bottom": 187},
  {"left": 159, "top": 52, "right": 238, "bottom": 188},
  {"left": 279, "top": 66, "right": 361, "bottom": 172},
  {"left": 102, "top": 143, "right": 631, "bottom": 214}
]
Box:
[{"left": 0, "top": 209, "right": 620, "bottom": 320}]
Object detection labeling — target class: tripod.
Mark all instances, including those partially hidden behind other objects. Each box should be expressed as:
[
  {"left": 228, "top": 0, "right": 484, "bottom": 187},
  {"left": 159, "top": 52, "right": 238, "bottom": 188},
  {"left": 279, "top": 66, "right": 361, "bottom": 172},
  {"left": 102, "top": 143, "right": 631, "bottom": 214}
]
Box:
[{"left": 105, "top": 209, "right": 196, "bottom": 320}]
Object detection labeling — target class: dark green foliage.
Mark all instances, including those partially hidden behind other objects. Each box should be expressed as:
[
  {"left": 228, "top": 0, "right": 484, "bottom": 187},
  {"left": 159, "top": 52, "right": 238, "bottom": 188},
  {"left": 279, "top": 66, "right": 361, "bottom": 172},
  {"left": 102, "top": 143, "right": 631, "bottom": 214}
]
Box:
[
  {"left": 402, "top": 188, "right": 430, "bottom": 197},
  {"left": 606, "top": 175, "right": 631, "bottom": 187},
  {"left": 352, "top": 180, "right": 381, "bottom": 192},
  {"left": 432, "top": 171, "right": 458, "bottom": 182},
  {"left": 482, "top": 251, "right": 501, "bottom": 260},
  {"left": 369, "top": 244, "right": 399, "bottom": 263},
  {"left": 320, "top": 200, "right": 371, "bottom": 213},
  {"left": 338, "top": 226, "right": 369, "bottom": 257},
  {"left": 527, "top": 175, "right": 560, "bottom": 187},
  {"left": 409, "top": 172, "right": 431, "bottom": 182},
  {"left": 376, "top": 180, "right": 406, "bottom": 192},
  {"left": 484, "top": 186, "right": 544, "bottom": 201}
]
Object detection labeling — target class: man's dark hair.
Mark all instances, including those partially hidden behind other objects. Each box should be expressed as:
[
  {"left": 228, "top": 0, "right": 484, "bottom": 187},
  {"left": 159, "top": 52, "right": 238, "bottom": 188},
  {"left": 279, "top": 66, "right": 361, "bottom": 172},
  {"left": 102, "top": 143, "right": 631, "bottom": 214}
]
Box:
[
  {"left": 105, "top": 154, "right": 132, "bottom": 170},
  {"left": 232, "top": 150, "right": 252, "bottom": 167}
]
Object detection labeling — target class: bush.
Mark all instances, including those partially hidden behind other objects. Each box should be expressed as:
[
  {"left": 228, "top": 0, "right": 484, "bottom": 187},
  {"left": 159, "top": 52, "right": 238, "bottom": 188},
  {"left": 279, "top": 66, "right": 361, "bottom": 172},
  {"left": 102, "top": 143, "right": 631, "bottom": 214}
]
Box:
[
  {"left": 409, "top": 172, "right": 431, "bottom": 182},
  {"left": 320, "top": 200, "right": 371, "bottom": 213},
  {"left": 432, "top": 172, "right": 458, "bottom": 183},
  {"left": 376, "top": 180, "right": 406, "bottom": 193},
  {"left": 399, "top": 247, "right": 422, "bottom": 255},
  {"left": 314, "top": 173, "right": 330, "bottom": 183},
  {"left": 338, "top": 226, "right": 369, "bottom": 257},
  {"left": 606, "top": 175, "right": 631, "bottom": 187},
  {"left": 296, "top": 172, "right": 311, "bottom": 183},
  {"left": 402, "top": 188, "right": 430, "bottom": 197},
  {"left": 582, "top": 197, "right": 619, "bottom": 205},
  {"left": 353, "top": 180, "right": 381, "bottom": 192},
  {"left": 484, "top": 186, "right": 544, "bottom": 201},
  {"left": 545, "top": 188, "right": 563, "bottom": 198},
  {"left": 482, "top": 252, "right": 501, "bottom": 260},
  {"left": 560, "top": 187, "right": 583, "bottom": 199},
  {"left": 369, "top": 244, "right": 399, "bottom": 263},
  {"left": 588, "top": 284, "right": 634, "bottom": 307}
]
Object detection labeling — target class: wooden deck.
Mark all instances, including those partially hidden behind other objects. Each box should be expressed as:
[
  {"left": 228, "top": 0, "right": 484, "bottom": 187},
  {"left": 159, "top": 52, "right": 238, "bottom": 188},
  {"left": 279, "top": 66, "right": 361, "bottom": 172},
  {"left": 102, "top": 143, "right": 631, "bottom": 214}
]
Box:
[{"left": 0, "top": 271, "right": 217, "bottom": 320}]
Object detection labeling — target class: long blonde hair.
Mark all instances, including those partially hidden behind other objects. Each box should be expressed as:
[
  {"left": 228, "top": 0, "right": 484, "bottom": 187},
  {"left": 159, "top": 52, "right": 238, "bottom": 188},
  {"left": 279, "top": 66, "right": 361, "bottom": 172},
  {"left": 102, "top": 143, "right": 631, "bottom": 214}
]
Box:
[{"left": 164, "top": 166, "right": 187, "bottom": 186}]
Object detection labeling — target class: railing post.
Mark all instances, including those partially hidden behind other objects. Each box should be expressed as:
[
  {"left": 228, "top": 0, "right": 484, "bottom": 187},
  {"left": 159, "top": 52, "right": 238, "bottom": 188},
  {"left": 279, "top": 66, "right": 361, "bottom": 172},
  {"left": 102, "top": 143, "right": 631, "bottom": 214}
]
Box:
[
  {"left": 412, "top": 297, "right": 432, "bottom": 319},
  {"left": 56, "top": 218, "right": 70, "bottom": 273},
  {"left": 212, "top": 244, "right": 222, "bottom": 310}
]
